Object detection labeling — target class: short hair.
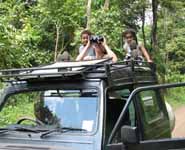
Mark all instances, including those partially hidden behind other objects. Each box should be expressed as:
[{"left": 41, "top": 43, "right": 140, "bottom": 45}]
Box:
[{"left": 81, "top": 30, "right": 92, "bottom": 37}]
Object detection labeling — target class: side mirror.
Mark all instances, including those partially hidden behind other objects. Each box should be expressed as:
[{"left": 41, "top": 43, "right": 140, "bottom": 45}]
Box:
[{"left": 121, "top": 125, "right": 139, "bottom": 144}]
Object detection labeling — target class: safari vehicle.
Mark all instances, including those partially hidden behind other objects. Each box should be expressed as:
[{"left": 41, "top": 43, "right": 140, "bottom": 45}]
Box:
[{"left": 0, "top": 59, "right": 182, "bottom": 150}]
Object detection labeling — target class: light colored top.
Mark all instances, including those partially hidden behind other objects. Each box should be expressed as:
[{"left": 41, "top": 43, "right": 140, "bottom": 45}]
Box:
[
  {"left": 123, "top": 42, "right": 142, "bottom": 56},
  {"left": 79, "top": 45, "right": 96, "bottom": 57}
]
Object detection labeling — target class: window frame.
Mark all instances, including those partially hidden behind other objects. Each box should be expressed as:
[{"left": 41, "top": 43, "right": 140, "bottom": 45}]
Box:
[
  {"left": 135, "top": 89, "right": 171, "bottom": 140},
  {"left": 0, "top": 81, "right": 101, "bottom": 136},
  {"left": 104, "top": 85, "right": 142, "bottom": 145}
]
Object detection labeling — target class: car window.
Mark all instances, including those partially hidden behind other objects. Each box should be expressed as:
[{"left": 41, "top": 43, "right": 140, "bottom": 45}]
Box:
[
  {"left": 138, "top": 90, "right": 170, "bottom": 140},
  {"left": 42, "top": 89, "right": 98, "bottom": 132},
  {"left": 106, "top": 89, "right": 136, "bottom": 144},
  {"left": 139, "top": 90, "right": 162, "bottom": 124},
  {"left": 138, "top": 86, "right": 185, "bottom": 141},
  {"left": 0, "top": 88, "right": 99, "bottom": 133},
  {"left": 115, "top": 89, "right": 136, "bottom": 126}
]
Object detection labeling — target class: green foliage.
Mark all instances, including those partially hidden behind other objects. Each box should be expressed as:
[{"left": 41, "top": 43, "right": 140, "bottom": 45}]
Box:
[
  {"left": 39, "top": 0, "right": 84, "bottom": 53},
  {"left": 0, "top": 102, "right": 34, "bottom": 127},
  {"left": 166, "top": 87, "right": 185, "bottom": 108},
  {"left": 117, "top": 0, "right": 149, "bottom": 30},
  {"left": 91, "top": 7, "right": 124, "bottom": 57},
  {"left": 165, "top": 30, "right": 185, "bottom": 74},
  {"left": 0, "top": 92, "right": 39, "bottom": 127},
  {"left": 166, "top": 74, "right": 185, "bottom": 83},
  {"left": 0, "top": 0, "right": 51, "bottom": 68},
  {"left": 160, "top": 0, "right": 185, "bottom": 12},
  {"left": 156, "top": 0, "right": 185, "bottom": 78}
]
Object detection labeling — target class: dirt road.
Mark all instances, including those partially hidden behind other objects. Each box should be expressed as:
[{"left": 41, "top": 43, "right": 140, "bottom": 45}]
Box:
[{"left": 172, "top": 106, "right": 185, "bottom": 137}]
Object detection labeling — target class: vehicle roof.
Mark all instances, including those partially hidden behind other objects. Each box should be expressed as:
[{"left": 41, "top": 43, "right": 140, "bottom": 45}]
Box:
[{"left": 0, "top": 59, "right": 157, "bottom": 87}]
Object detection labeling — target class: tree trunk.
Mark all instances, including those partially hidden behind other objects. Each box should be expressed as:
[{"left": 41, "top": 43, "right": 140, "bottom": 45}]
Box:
[
  {"left": 54, "top": 24, "right": 60, "bottom": 62},
  {"left": 86, "top": 0, "right": 92, "bottom": 29},
  {"left": 104, "top": 0, "right": 110, "bottom": 10},
  {"left": 151, "top": 0, "right": 158, "bottom": 50},
  {"left": 141, "top": 7, "right": 146, "bottom": 47}
]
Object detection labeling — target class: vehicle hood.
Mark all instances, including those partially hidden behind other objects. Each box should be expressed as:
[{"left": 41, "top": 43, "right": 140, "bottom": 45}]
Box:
[{"left": 0, "top": 143, "right": 77, "bottom": 150}]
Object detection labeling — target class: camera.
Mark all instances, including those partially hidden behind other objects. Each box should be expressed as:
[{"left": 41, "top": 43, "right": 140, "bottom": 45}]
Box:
[{"left": 90, "top": 35, "right": 104, "bottom": 43}]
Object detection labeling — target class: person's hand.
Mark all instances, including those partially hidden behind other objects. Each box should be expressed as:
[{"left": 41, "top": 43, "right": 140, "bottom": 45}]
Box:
[
  {"left": 86, "top": 35, "right": 91, "bottom": 48},
  {"left": 148, "top": 59, "right": 153, "bottom": 63},
  {"left": 101, "top": 37, "right": 107, "bottom": 47}
]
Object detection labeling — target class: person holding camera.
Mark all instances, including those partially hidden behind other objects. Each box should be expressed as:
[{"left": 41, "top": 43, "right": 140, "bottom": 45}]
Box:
[
  {"left": 123, "top": 29, "right": 152, "bottom": 63},
  {"left": 76, "top": 30, "right": 96, "bottom": 61}
]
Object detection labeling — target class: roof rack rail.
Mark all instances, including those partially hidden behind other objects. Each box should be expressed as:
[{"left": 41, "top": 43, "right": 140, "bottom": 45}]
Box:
[
  {"left": 0, "top": 59, "right": 110, "bottom": 79},
  {"left": 0, "top": 59, "right": 156, "bottom": 86}
]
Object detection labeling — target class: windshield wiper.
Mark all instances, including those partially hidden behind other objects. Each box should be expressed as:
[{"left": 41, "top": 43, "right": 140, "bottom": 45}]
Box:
[
  {"left": 62, "top": 127, "right": 87, "bottom": 132},
  {"left": 0, "top": 130, "right": 9, "bottom": 135},
  {"left": 0, "top": 125, "right": 44, "bottom": 135},
  {"left": 40, "top": 127, "right": 87, "bottom": 138}
]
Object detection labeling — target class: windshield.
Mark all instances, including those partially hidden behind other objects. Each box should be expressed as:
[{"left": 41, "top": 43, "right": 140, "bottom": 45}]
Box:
[{"left": 0, "top": 88, "right": 99, "bottom": 133}]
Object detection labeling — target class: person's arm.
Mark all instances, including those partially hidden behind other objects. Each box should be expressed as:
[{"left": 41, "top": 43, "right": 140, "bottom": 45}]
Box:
[
  {"left": 123, "top": 42, "right": 131, "bottom": 54},
  {"left": 76, "top": 39, "right": 91, "bottom": 61},
  {"left": 102, "top": 38, "right": 118, "bottom": 63},
  {"left": 139, "top": 44, "right": 153, "bottom": 62}
]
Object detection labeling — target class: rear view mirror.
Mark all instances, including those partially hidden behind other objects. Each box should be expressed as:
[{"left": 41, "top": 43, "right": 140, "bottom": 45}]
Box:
[{"left": 121, "top": 125, "right": 139, "bottom": 144}]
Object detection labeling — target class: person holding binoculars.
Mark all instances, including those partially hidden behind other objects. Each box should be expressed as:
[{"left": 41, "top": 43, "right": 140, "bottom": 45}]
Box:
[{"left": 76, "top": 30, "right": 117, "bottom": 63}]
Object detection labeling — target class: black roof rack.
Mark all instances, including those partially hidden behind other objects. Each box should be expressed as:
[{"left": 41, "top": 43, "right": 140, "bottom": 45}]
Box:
[{"left": 0, "top": 59, "right": 157, "bottom": 86}]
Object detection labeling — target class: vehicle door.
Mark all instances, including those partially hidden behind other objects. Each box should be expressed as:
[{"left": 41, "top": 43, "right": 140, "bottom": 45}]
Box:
[
  {"left": 118, "top": 82, "right": 185, "bottom": 150},
  {"left": 105, "top": 86, "right": 138, "bottom": 150}
]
